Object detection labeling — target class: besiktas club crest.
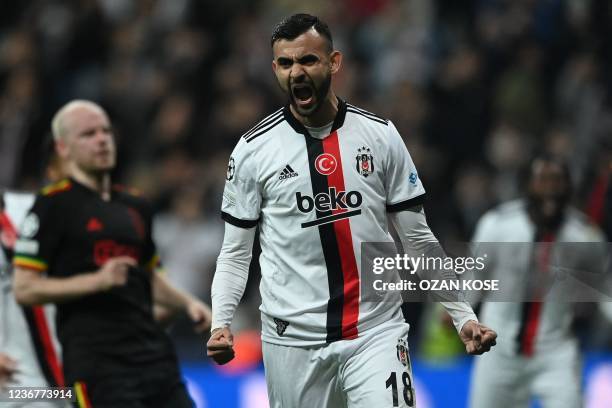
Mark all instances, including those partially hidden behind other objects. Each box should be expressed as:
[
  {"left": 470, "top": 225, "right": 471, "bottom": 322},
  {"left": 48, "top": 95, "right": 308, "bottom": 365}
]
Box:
[
  {"left": 397, "top": 338, "right": 409, "bottom": 367},
  {"left": 356, "top": 147, "right": 374, "bottom": 177}
]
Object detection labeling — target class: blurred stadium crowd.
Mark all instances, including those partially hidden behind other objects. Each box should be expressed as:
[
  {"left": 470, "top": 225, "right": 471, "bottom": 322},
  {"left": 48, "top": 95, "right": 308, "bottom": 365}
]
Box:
[{"left": 1, "top": 0, "right": 611, "bottom": 357}]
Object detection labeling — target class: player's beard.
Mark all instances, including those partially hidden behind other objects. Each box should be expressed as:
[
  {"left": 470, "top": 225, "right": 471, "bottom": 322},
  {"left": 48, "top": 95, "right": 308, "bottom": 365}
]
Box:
[
  {"left": 288, "top": 73, "right": 332, "bottom": 117},
  {"left": 77, "top": 152, "right": 116, "bottom": 176},
  {"left": 526, "top": 193, "right": 569, "bottom": 230}
]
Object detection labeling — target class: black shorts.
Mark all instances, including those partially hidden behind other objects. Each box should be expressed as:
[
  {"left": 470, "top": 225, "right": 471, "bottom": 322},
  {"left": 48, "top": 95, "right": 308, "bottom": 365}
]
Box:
[{"left": 72, "top": 371, "right": 193, "bottom": 408}]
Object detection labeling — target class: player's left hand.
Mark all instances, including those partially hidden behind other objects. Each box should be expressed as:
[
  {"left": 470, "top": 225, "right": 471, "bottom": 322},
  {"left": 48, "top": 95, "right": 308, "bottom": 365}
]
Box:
[
  {"left": 186, "top": 300, "right": 212, "bottom": 333},
  {"left": 0, "top": 352, "right": 17, "bottom": 389},
  {"left": 459, "top": 320, "right": 497, "bottom": 355},
  {"left": 207, "top": 327, "right": 235, "bottom": 365}
]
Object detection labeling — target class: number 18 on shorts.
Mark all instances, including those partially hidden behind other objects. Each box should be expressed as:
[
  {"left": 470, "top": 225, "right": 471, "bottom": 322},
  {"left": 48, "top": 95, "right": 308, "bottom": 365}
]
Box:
[{"left": 263, "top": 320, "right": 416, "bottom": 408}]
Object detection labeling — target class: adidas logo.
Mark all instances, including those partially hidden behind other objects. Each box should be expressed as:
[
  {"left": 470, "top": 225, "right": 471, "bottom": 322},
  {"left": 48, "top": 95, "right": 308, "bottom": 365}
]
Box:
[
  {"left": 87, "top": 217, "right": 104, "bottom": 232},
  {"left": 279, "top": 164, "right": 298, "bottom": 180}
]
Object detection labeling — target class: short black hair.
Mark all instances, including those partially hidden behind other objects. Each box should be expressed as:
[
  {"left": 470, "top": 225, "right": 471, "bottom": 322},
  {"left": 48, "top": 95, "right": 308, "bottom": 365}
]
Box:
[
  {"left": 271, "top": 13, "right": 333, "bottom": 51},
  {"left": 521, "top": 153, "right": 573, "bottom": 195},
  {"left": 528, "top": 153, "right": 571, "bottom": 181}
]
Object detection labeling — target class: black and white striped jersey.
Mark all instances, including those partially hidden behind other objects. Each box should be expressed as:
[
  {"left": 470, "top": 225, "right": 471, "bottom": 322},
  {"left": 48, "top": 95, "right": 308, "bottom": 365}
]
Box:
[{"left": 221, "top": 99, "right": 425, "bottom": 346}]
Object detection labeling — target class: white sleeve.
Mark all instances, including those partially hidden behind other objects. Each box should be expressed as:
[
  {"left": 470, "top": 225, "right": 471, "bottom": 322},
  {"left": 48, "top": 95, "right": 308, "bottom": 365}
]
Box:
[
  {"left": 471, "top": 211, "right": 499, "bottom": 243},
  {"left": 221, "top": 141, "right": 262, "bottom": 228},
  {"left": 210, "top": 222, "right": 256, "bottom": 331},
  {"left": 389, "top": 209, "right": 478, "bottom": 333},
  {"left": 385, "top": 120, "right": 426, "bottom": 212},
  {"left": 468, "top": 211, "right": 499, "bottom": 305}
]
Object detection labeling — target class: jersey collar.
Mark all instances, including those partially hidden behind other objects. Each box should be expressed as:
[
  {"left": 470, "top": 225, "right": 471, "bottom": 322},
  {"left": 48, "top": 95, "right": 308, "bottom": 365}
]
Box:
[
  {"left": 283, "top": 97, "right": 347, "bottom": 137},
  {"left": 69, "top": 177, "right": 113, "bottom": 201}
]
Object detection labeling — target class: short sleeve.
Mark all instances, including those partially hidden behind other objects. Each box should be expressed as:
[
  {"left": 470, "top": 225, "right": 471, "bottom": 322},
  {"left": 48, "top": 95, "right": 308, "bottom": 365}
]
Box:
[
  {"left": 13, "top": 195, "right": 62, "bottom": 273},
  {"left": 138, "top": 200, "right": 161, "bottom": 272},
  {"left": 384, "top": 121, "right": 426, "bottom": 212},
  {"left": 221, "top": 142, "right": 262, "bottom": 228}
]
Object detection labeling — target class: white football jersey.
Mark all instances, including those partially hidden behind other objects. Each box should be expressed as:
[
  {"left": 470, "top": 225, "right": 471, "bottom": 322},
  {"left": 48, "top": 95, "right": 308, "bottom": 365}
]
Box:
[
  {"left": 472, "top": 200, "right": 606, "bottom": 355},
  {"left": 221, "top": 100, "right": 425, "bottom": 346}
]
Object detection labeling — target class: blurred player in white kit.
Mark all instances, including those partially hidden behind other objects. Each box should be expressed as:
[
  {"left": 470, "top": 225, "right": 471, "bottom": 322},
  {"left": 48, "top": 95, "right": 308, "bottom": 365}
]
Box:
[
  {"left": 470, "top": 155, "right": 607, "bottom": 408},
  {"left": 1, "top": 188, "right": 65, "bottom": 408}
]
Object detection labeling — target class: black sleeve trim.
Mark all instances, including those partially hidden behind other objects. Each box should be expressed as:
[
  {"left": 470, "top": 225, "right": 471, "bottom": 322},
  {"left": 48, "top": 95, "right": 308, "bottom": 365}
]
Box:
[
  {"left": 221, "top": 211, "right": 258, "bottom": 228},
  {"left": 386, "top": 194, "right": 426, "bottom": 213}
]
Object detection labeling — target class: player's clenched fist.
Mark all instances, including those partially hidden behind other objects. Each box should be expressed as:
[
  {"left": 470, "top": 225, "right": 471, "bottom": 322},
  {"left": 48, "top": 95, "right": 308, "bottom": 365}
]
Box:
[
  {"left": 207, "top": 327, "right": 235, "bottom": 365},
  {"left": 96, "top": 256, "right": 136, "bottom": 291},
  {"left": 460, "top": 321, "right": 497, "bottom": 355},
  {"left": 0, "top": 352, "right": 17, "bottom": 389}
]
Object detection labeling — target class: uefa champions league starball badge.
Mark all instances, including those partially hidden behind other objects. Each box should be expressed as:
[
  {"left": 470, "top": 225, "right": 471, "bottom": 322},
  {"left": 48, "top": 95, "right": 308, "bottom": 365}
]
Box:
[{"left": 226, "top": 157, "right": 235, "bottom": 181}]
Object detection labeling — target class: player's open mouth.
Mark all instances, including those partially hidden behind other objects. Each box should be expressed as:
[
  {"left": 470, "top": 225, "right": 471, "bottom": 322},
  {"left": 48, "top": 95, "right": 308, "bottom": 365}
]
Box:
[{"left": 292, "top": 84, "right": 314, "bottom": 107}]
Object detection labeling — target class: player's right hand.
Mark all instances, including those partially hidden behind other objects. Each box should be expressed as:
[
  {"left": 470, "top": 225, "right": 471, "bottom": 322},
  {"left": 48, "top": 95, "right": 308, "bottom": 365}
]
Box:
[
  {"left": 207, "top": 327, "right": 235, "bottom": 365},
  {"left": 96, "top": 256, "right": 136, "bottom": 291}
]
